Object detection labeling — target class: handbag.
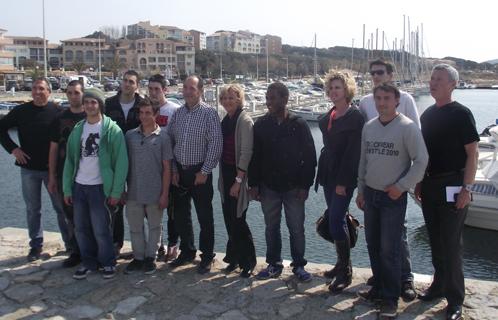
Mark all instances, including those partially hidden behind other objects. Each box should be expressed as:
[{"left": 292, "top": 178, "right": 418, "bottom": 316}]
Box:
[{"left": 316, "top": 210, "right": 360, "bottom": 248}]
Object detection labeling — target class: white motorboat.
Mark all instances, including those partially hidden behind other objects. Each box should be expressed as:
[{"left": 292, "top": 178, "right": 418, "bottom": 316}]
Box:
[
  {"left": 466, "top": 126, "right": 498, "bottom": 231},
  {"left": 290, "top": 103, "right": 331, "bottom": 122},
  {"left": 410, "top": 125, "right": 498, "bottom": 231}
]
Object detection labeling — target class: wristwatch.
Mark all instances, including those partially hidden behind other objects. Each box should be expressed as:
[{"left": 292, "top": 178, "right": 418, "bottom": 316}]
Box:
[
  {"left": 463, "top": 184, "right": 473, "bottom": 192},
  {"left": 235, "top": 177, "right": 243, "bottom": 184}
]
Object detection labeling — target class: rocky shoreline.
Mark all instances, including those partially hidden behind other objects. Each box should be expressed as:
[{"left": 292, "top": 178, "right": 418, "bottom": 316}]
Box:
[{"left": 0, "top": 227, "right": 497, "bottom": 320}]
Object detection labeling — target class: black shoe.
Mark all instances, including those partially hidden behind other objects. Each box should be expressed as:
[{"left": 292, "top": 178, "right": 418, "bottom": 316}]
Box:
[
  {"left": 357, "top": 287, "right": 382, "bottom": 305},
  {"left": 379, "top": 301, "right": 398, "bottom": 318},
  {"left": 418, "top": 284, "right": 444, "bottom": 301},
  {"left": 401, "top": 281, "right": 417, "bottom": 302},
  {"left": 144, "top": 258, "right": 157, "bottom": 275},
  {"left": 169, "top": 254, "right": 195, "bottom": 269},
  {"left": 240, "top": 268, "right": 252, "bottom": 278},
  {"left": 197, "top": 259, "right": 214, "bottom": 275},
  {"left": 124, "top": 259, "right": 144, "bottom": 274},
  {"left": 73, "top": 267, "right": 91, "bottom": 280},
  {"left": 323, "top": 265, "right": 339, "bottom": 279},
  {"left": 62, "top": 253, "right": 81, "bottom": 268},
  {"left": 366, "top": 275, "right": 375, "bottom": 286},
  {"left": 446, "top": 305, "right": 462, "bottom": 320},
  {"left": 223, "top": 263, "right": 238, "bottom": 274},
  {"left": 27, "top": 247, "right": 42, "bottom": 262}
]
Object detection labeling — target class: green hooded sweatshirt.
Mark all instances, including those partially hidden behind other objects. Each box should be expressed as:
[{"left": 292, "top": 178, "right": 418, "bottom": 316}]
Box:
[{"left": 63, "top": 115, "right": 128, "bottom": 199}]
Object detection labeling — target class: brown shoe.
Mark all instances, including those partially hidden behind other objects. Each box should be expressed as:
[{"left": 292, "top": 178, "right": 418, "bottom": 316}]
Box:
[{"left": 165, "top": 245, "right": 178, "bottom": 261}]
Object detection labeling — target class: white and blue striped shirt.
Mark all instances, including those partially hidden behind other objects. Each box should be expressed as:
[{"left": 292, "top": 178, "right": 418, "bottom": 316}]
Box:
[{"left": 168, "top": 102, "right": 222, "bottom": 174}]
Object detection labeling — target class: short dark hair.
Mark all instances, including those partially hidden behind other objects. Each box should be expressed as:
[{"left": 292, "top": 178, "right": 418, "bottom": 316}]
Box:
[
  {"left": 138, "top": 97, "right": 160, "bottom": 114},
  {"left": 369, "top": 59, "right": 394, "bottom": 74},
  {"left": 149, "top": 74, "right": 167, "bottom": 88},
  {"left": 124, "top": 70, "right": 140, "bottom": 81},
  {"left": 67, "top": 79, "right": 84, "bottom": 91},
  {"left": 185, "top": 74, "right": 203, "bottom": 91},
  {"left": 373, "top": 82, "right": 400, "bottom": 99},
  {"left": 33, "top": 77, "right": 52, "bottom": 92},
  {"left": 267, "top": 82, "right": 289, "bottom": 98}
]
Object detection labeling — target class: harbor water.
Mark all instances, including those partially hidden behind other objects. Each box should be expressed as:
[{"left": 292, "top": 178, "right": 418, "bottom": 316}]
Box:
[{"left": 0, "top": 90, "right": 497, "bottom": 281}]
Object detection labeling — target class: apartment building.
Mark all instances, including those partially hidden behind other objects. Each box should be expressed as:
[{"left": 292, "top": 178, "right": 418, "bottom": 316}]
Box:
[{"left": 206, "top": 30, "right": 265, "bottom": 54}]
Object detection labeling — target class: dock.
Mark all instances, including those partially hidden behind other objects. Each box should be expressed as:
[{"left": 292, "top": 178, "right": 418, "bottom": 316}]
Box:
[{"left": 0, "top": 227, "right": 496, "bottom": 319}]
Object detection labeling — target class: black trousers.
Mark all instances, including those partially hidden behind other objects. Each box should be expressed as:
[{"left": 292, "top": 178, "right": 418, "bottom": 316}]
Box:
[
  {"left": 166, "top": 190, "right": 179, "bottom": 245},
  {"left": 112, "top": 205, "right": 124, "bottom": 249},
  {"left": 421, "top": 173, "right": 467, "bottom": 306},
  {"left": 221, "top": 163, "right": 257, "bottom": 270},
  {"left": 172, "top": 164, "right": 215, "bottom": 262}
]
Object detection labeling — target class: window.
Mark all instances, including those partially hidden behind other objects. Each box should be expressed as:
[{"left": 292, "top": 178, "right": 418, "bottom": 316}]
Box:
[
  {"left": 148, "top": 57, "right": 156, "bottom": 63},
  {"left": 65, "top": 50, "right": 74, "bottom": 61},
  {"left": 158, "top": 57, "right": 166, "bottom": 62},
  {"left": 85, "top": 51, "right": 94, "bottom": 61}
]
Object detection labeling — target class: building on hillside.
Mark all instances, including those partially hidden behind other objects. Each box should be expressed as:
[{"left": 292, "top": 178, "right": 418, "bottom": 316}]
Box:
[
  {"left": 206, "top": 30, "right": 262, "bottom": 54},
  {"left": 0, "top": 29, "right": 23, "bottom": 90},
  {"left": 114, "top": 38, "right": 195, "bottom": 77},
  {"left": 61, "top": 37, "right": 114, "bottom": 70},
  {"left": 189, "top": 30, "right": 206, "bottom": 51},
  {"left": 260, "top": 35, "right": 282, "bottom": 55}
]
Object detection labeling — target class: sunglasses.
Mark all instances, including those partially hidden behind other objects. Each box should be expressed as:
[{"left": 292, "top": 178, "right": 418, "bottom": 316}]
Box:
[{"left": 370, "top": 70, "right": 386, "bottom": 76}]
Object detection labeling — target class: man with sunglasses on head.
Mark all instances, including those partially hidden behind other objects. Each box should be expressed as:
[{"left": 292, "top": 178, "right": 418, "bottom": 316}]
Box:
[
  {"left": 358, "top": 59, "right": 420, "bottom": 302},
  {"left": 105, "top": 70, "right": 143, "bottom": 257}
]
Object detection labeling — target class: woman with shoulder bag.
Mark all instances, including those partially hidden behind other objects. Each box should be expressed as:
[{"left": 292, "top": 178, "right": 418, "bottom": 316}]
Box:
[{"left": 316, "top": 71, "right": 364, "bottom": 293}]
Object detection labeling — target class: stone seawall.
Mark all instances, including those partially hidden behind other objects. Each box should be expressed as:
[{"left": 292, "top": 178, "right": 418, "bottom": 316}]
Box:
[{"left": 0, "top": 227, "right": 496, "bottom": 320}]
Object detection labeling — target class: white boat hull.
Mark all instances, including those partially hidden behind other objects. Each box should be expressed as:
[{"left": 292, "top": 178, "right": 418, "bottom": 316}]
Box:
[{"left": 465, "top": 203, "right": 498, "bottom": 231}]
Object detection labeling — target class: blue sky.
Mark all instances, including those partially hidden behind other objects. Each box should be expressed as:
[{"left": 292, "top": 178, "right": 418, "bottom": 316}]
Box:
[{"left": 2, "top": 0, "right": 495, "bottom": 62}]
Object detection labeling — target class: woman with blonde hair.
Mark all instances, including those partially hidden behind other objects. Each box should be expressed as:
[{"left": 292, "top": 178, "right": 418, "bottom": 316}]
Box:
[
  {"left": 218, "top": 84, "right": 256, "bottom": 277},
  {"left": 316, "top": 71, "right": 364, "bottom": 292}
]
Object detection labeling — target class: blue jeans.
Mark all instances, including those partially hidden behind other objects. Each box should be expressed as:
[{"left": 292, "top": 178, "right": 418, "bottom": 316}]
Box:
[
  {"left": 364, "top": 186, "right": 407, "bottom": 304},
  {"left": 72, "top": 183, "right": 115, "bottom": 269},
  {"left": 20, "top": 168, "right": 71, "bottom": 250},
  {"left": 260, "top": 185, "right": 307, "bottom": 267},
  {"left": 323, "top": 185, "right": 354, "bottom": 241}
]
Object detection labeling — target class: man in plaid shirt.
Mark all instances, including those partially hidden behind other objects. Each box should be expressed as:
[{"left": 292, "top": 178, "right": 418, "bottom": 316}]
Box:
[{"left": 167, "top": 75, "right": 222, "bottom": 274}]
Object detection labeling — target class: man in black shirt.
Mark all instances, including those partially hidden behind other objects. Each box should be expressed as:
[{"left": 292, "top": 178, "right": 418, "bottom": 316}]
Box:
[
  {"left": 248, "top": 82, "right": 316, "bottom": 282},
  {"left": 48, "top": 80, "right": 86, "bottom": 267},
  {"left": 415, "top": 64, "right": 479, "bottom": 320},
  {"left": 0, "top": 78, "right": 70, "bottom": 261},
  {"left": 104, "top": 70, "right": 143, "bottom": 256}
]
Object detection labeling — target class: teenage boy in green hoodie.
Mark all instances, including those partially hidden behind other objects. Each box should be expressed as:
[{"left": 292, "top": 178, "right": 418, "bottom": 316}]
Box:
[{"left": 63, "top": 88, "right": 128, "bottom": 280}]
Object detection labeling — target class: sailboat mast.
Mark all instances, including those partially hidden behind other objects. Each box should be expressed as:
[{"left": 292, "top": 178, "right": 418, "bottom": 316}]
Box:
[{"left": 314, "top": 33, "right": 317, "bottom": 78}]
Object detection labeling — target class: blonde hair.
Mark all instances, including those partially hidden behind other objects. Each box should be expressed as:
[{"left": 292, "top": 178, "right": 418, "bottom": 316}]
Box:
[
  {"left": 324, "top": 71, "right": 356, "bottom": 104},
  {"left": 219, "top": 84, "right": 245, "bottom": 108}
]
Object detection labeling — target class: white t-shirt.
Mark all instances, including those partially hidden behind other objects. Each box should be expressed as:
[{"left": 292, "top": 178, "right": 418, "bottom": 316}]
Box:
[
  {"left": 358, "top": 90, "right": 421, "bottom": 128},
  {"left": 120, "top": 101, "right": 135, "bottom": 119},
  {"left": 76, "top": 121, "right": 103, "bottom": 185},
  {"left": 156, "top": 100, "right": 180, "bottom": 128}
]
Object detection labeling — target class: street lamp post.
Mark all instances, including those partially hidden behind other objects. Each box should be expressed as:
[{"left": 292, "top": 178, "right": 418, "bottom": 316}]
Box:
[
  {"left": 266, "top": 39, "right": 269, "bottom": 83},
  {"left": 42, "top": 0, "right": 47, "bottom": 77},
  {"left": 282, "top": 57, "right": 288, "bottom": 79}
]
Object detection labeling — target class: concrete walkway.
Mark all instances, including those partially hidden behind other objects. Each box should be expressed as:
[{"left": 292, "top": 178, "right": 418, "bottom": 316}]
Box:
[{"left": 0, "top": 227, "right": 496, "bottom": 320}]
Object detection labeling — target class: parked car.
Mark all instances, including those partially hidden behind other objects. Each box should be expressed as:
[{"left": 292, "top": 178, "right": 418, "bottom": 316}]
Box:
[
  {"left": 167, "top": 79, "right": 177, "bottom": 86},
  {"left": 48, "top": 78, "right": 60, "bottom": 90},
  {"left": 23, "top": 78, "right": 33, "bottom": 91},
  {"left": 104, "top": 80, "right": 120, "bottom": 92}
]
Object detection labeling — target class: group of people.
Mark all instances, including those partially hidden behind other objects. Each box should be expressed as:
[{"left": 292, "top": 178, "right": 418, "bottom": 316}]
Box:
[{"left": 0, "top": 60, "right": 477, "bottom": 320}]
